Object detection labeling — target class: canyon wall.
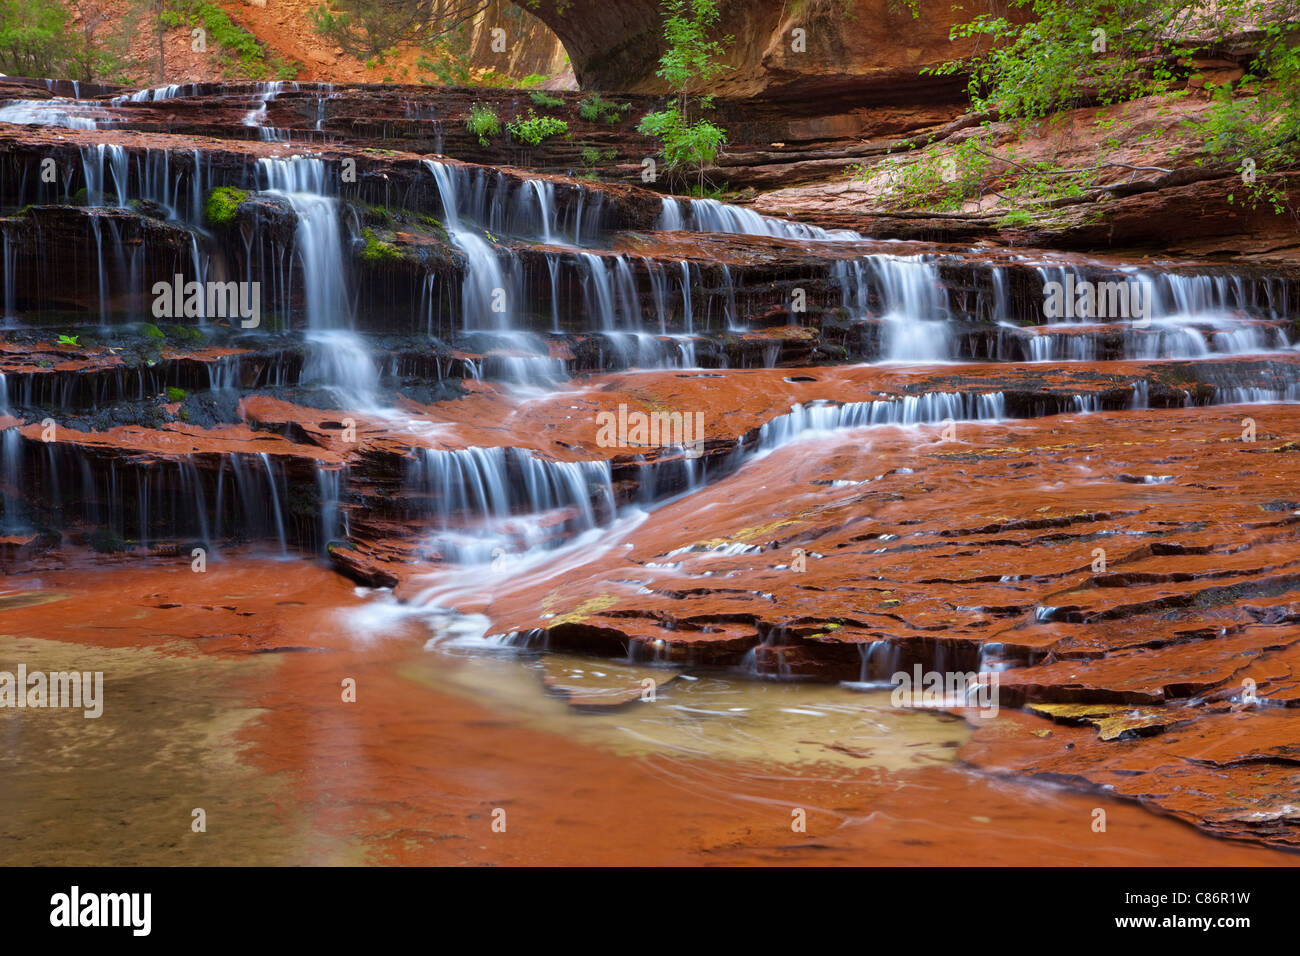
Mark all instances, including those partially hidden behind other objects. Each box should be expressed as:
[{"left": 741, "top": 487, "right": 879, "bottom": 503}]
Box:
[{"left": 524, "top": 0, "right": 989, "bottom": 102}]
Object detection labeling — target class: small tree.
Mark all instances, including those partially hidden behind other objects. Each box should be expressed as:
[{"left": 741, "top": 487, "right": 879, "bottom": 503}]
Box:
[
  {"left": 637, "top": 0, "right": 733, "bottom": 191},
  {"left": 67, "top": 0, "right": 130, "bottom": 83},
  {"left": 0, "top": 0, "right": 129, "bottom": 81},
  {"left": 0, "top": 0, "right": 75, "bottom": 76}
]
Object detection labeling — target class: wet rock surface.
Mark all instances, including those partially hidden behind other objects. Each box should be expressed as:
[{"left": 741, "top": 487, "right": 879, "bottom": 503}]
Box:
[{"left": 3, "top": 79, "right": 1300, "bottom": 861}]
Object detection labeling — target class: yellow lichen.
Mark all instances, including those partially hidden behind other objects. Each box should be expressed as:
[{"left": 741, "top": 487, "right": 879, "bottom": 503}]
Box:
[
  {"left": 1027, "top": 702, "right": 1182, "bottom": 741},
  {"left": 548, "top": 594, "right": 619, "bottom": 627}
]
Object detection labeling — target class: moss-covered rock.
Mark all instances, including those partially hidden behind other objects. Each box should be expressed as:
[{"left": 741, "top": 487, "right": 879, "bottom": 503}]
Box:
[
  {"left": 205, "top": 186, "right": 249, "bottom": 228},
  {"left": 360, "top": 227, "right": 403, "bottom": 263}
]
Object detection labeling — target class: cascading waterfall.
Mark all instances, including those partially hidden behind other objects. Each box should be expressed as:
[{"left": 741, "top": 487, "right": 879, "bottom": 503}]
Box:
[
  {"left": 757, "top": 393, "right": 1007, "bottom": 448},
  {"left": 114, "top": 84, "right": 202, "bottom": 102},
  {"left": 834, "top": 255, "right": 953, "bottom": 361},
  {"left": 258, "top": 155, "right": 378, "bottom": 405},
  {"left": 1029, "top": 265, "right": 1293, "bottom": 360},
  {"left": 258, "top": 156, "right": 352, "bottom": 326},
  {"left": 426, "top": 159, "right": 562, "bottom": 383},
  {"left": 1, "top": 90, "right": 1297, "bottom": 578},
  {"left": 663, "top": 196, "right": 861, "bottom": 240},
  {"left": 242, "top": 81, "right": 299, "bottom": 142},
  {"left": 406, "top": 446, "right": 614, "bottom": 563},
  {"left": 0, "top": 99, "right": 107, "bottom": 129},
  {"left": 0, "top": 372, "right": 23, "bottom": 531}
]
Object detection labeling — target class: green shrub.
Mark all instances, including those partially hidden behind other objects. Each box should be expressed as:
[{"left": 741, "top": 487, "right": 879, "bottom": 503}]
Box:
[
  {"left": 530, "top": 90, "right": 564, "bottom": 109},
  {"left": 579, "top": 93, "right": 625, "bottom": 124},
  {"left": 638, "top": 0, "right": 732, "bottom": 188},
  {"left": 417, "top": 52, "right": 471, "bottom": 86},
  {"left": 186, "top": 3, "right": 296, "bottom": 79},
  {"left": 166, "top": 386, "right": 187, "bottom": 403},
  {"left": 464, "top": 104, "right": 500, "bottom": 145},
  {"left": 506, "top": 110, "right": 569, "bottom": 145},
  {"left": 638, "top": 104, "right": 727, "bottom": 176}
]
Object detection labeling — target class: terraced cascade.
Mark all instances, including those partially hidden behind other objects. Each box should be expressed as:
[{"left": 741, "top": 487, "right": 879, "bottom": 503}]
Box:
[{"left": 3, "top": 79, "right": 1300, "bottom": 864}]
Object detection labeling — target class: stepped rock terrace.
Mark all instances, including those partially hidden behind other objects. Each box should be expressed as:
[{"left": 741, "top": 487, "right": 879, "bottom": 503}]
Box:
[{"left": 2, "top": 81, "right": 1299, "bottom": 865}]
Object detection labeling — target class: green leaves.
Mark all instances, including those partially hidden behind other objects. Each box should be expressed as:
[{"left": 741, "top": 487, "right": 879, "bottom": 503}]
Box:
[
  {"left": 506, "top": 110, "right": 569, "bottom": 145},
  {"left": 638, "top": 104, "right": 726, "bottom": 170},
  {"left": 530, "top": 90, "right": 565, "bottom": 109},
  {"left": 578, "top": 93, "right": 626, "bottom": 124},
  {"left": 464, "top": 104, "right": 500, "bottom": 146},
  {"left": 924, "top": 0, "right": 1300, "bottom": 214},
  {"left": 639, "top": 0, "right": 733, "bottom": 188},
  {"left": 656, "top": 0, "right": 731, "bottom": 95}
]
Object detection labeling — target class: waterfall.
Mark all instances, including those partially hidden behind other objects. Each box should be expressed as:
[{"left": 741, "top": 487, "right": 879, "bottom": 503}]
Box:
[
  {"left": 1, "top": 224, "right": 16, "bottom": 319},
  {"left": 406, "top": 446, "right": 614, "bottom": 563},
  {"left": 114, "top": 83, "right": 202, "bottom": 102},
  {"left": 579, "top": 253, "right": 642, "bottom": 331},
  {"left": 0, "top": 99, "right": 105, "bottom": 129},
  {"left": 258, "top": 156, "right": 353, "bottom": 327},
  {"left": 427, "top": 159, "right": 517, "bottom": 332},
  {"left": 0, "top": 373, "right": 24, "bottom": 531},
  {"left": 242, "top": 81, "right": 299, "bottom": 142},
  {"left": 673, "top": 197, "right": 861, "bottom": 240},
  {"left": 317, "top": 464, "right": 349, "bottom": 545},
  {"left": 258, "top": 155, "right": 377, "bottom": 405},
  {"left": 659, "top": 197, "right": 685, "bottom": 230},
  {"left": 426, "top": 159, "right": 569, "bottom": 383},
  {"left": 757, "top": 393, "right": 1007, "bottom": 448},
  {"left": 524, "top": 179, "right": 557, "bottom": 243},
  {"left": 834, "top": 255, "right": 954, "bottom": 362},
  {"left": 80, "top": 144, "right": 130, "bottom": 207},
  {"left": 1033, "top": 265, "right": 1292, "bottom": 360}
]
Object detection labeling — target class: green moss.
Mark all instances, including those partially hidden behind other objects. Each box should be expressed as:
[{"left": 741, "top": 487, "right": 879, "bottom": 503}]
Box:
[
  {"left": 164, "top": 324, "right": 205, "bottom": 344},
  {"left": 205, "top": 186, "right": 248, "bottom": 228},
  {"left": 362, "top": 204, "right": 394, "bottom": 226},
  {"left": 360, "top": 228, "right": 403, "bottom": 263},
  {"left": 165, "top": 386, "right": 187, "bottom": 403},
  {"left": 416, "top": 214, "right": 448, "bottom": 241},
  {"left": 142, "top": 323, "right": 166, "bottom": 341}
]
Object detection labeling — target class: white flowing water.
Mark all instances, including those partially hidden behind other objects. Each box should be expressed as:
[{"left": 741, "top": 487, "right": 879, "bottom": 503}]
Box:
[{"left": 258, "top": 156, "right": 378, "bottom": 406}]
